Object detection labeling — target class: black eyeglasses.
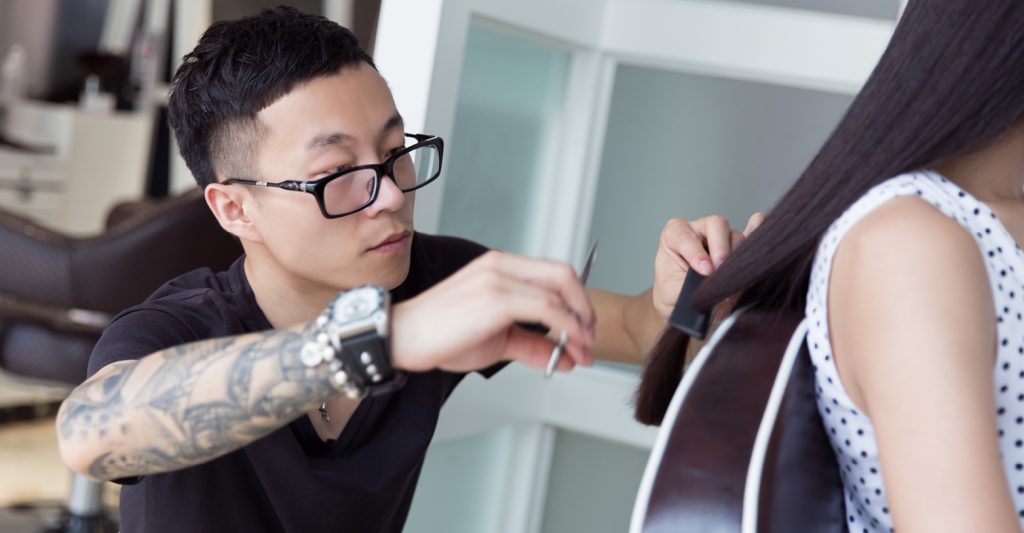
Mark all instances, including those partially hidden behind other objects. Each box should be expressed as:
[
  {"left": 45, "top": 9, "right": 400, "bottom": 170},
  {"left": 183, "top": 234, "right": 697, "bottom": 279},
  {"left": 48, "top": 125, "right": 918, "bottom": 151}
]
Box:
[{"left": 223, "top": 133, "right": 444, "bottom": 219}]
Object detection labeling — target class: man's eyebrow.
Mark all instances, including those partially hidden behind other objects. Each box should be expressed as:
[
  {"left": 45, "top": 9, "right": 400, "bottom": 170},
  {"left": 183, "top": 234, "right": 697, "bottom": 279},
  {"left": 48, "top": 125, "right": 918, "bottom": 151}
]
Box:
[
  {"left": 382, "top": 113, "right": 404, "bottom": 134},
  {"left": 306, "top": 131, "right": 350, "bottom": 152},
  {"left": 304, "top": 112, "right": 405, "bottom": 152}
]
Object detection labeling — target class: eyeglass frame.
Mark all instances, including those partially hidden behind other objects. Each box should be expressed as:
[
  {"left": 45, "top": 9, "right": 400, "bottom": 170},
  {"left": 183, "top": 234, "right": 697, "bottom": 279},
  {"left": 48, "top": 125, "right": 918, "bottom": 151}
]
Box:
[{"left": 222, "top": 133, "right": 444, "bottom": 219}]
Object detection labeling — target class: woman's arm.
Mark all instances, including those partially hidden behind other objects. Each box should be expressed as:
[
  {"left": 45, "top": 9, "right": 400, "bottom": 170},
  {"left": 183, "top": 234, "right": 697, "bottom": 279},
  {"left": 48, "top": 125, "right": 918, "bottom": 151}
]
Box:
[{"left": 830, "top": 197, "right": 1018, "bottom": 532}]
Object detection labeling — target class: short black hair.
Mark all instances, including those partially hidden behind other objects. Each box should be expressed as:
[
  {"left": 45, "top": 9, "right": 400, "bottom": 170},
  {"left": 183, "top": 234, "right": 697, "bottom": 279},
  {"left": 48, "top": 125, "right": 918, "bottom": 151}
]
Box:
[{"left": 167, "top": 6, "right": 376, "bottom": 188}]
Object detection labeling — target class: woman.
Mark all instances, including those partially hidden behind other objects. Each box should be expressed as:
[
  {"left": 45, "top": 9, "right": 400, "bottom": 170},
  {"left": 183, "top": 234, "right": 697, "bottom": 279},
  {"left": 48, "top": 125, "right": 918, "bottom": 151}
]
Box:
[{"left": 636, "top": 1, "right": 1024, "bottom": 531}]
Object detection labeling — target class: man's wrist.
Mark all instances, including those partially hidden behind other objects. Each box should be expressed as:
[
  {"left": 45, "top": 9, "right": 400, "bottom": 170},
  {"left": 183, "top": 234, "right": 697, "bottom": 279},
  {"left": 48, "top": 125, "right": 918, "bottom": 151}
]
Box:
[
  {"left": 632, "top": 288, "right": 667, "bottom": 355},
  {"left": 302, "top": 285, "right": 406, "bottom": 399},
  {"left": 386, "top": 302, "right": 425, "bottom": 373}
]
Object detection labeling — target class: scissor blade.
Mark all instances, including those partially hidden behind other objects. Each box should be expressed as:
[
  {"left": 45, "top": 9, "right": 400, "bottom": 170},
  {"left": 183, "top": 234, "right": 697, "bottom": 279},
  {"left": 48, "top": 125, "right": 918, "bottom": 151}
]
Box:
[
  {"left": 544, "top": 242, "right": 598, "bottom": 378},
  {"left": 579, "top": 242, "right": 598, "bottom": 286}
]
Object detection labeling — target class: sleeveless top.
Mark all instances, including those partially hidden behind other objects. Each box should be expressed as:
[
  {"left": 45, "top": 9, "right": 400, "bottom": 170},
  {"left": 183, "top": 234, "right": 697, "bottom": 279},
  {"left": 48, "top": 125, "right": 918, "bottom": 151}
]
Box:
[{"left": 805, "top": 170, "right": 1024, "bottom": 532}]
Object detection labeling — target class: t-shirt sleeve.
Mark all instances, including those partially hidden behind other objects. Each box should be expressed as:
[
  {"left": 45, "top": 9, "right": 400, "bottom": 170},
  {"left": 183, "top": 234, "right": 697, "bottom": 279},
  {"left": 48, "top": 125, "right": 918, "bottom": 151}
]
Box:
[
  {"left": 87, "top": 307, "right": 199, "bottom": 378},
  {"left": 476, "top": 361, "right": 509, "bottom": 379}
]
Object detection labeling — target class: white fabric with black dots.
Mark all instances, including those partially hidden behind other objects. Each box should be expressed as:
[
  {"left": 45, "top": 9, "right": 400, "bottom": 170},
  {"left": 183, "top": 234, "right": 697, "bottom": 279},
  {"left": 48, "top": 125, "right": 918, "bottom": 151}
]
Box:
[{"left": 806, "top": 170, "right": 1024, "bottom": 533}]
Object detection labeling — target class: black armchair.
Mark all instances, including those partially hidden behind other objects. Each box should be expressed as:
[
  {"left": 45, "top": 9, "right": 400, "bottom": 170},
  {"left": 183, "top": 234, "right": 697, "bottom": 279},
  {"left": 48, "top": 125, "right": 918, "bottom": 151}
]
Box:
[{"left": 0, "top": 188, "right": 242, "bottom": 532}]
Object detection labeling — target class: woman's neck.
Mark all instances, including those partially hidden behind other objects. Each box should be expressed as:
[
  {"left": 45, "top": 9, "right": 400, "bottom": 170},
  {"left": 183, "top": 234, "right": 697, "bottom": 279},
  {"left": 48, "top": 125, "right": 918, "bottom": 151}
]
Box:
[{"left": 935, "top": 127, "right": 1024, "bottom": 203}]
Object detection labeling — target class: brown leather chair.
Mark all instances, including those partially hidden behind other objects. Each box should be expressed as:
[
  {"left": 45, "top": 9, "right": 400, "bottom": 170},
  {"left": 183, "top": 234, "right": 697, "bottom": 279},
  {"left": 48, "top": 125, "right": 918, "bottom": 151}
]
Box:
[
  {"left": 0, "top": 188, "right": 241, "bottom": 383},
  {"left": 0, "top": 188, "right": 242, "bottom": 532},
  {"left": 630, "top": 311, "right": 846, "bottom": 533}
]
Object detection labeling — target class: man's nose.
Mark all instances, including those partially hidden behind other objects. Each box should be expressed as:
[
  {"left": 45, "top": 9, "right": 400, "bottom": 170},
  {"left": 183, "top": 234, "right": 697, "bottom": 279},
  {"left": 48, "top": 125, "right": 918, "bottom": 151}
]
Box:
[{"left": 364, "top": 173, "right": 406, "bottom": 216}]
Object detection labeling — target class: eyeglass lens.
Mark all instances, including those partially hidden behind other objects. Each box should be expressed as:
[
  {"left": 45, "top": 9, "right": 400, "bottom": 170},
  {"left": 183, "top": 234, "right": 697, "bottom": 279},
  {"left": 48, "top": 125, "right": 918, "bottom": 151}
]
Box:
[{"left": 321, "top": 144, "right": 441, "bottom": 215}]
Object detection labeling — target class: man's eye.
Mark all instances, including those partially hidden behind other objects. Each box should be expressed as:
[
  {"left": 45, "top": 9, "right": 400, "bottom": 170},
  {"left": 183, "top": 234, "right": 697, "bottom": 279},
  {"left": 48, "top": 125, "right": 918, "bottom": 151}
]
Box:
[{"left": 314, "top": 166, "right": 351, "bottom": 179}]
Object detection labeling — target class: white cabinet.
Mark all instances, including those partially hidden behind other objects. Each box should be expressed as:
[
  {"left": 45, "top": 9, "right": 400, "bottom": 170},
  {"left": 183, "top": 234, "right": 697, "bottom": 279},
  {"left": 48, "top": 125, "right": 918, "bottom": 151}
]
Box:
[
  {"left": 0, "top": 152, "right": 64, "bottom": 223},
  {"left": 0, "top": 100, "right": 153, "bottom": 235},
  {"left": 376, "top": 2, "right": 902, "bottom": 532}
]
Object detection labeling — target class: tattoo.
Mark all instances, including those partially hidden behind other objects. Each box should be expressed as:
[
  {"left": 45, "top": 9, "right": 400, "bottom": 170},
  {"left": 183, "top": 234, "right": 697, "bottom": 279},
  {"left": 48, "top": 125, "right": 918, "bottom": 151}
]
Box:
[{"left": 56, "top": 323, "right": 338, "bottom": 480}]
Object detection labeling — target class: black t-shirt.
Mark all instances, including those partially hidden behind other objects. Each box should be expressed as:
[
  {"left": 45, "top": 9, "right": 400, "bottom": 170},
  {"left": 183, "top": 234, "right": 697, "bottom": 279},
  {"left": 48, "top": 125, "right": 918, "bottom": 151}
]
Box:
[{"left": 86, "top": 233, "right": 501, "bottom": 533}]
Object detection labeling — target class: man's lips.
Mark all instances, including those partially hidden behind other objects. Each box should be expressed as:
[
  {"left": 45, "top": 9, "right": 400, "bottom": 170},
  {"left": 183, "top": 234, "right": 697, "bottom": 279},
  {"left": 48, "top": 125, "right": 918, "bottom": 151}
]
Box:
[{"left": 369, "top": 231, "right": 410, "bottom": 251}]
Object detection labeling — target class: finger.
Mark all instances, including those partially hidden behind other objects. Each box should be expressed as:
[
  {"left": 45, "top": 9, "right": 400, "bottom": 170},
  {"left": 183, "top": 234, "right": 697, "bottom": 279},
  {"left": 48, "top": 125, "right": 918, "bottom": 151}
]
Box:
[
  {"left": 495, "top": 280, "right": 593, "bottom": 348},
  {"left": 663, "top": 218, "right": 713, "bottom": 276},
  {"left": 697, "top": 215, "right": 732, "bottom": 268},
  {"left": 542, "top": 327, "right": 595, "bottom": 368},
  {"left": 504, "top": 327, "right": 579, "bottom": 372},
  {"left": 744, "top": 212, "right": 766, "bottom": 236},
  {"left": 730, "top": 230, "right": 745, "bottom": 251},
  {"left": 561, "top": 339, "right": 594, "bottom": 367},
  {"left": 481, "top": 252, "right": 596, "bottom": 329}
]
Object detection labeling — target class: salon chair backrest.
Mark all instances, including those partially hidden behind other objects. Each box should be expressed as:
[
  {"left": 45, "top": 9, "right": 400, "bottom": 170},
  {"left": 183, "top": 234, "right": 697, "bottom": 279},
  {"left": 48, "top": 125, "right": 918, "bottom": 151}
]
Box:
[
  {"left": 630, "top": 310, "right": 846, "bottom": 533},
  {"left": 0, "top": 188, "right": 242, "bottom": 384}
]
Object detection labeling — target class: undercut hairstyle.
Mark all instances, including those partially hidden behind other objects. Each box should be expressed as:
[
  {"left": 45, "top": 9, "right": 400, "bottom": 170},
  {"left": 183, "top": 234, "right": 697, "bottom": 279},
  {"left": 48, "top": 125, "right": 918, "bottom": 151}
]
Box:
[
  {"left": 167, "top": 6, "right": 376, "bottom": 188},
  {"left": 635, "top": 0, "right": 1024, "bottom": 425}
]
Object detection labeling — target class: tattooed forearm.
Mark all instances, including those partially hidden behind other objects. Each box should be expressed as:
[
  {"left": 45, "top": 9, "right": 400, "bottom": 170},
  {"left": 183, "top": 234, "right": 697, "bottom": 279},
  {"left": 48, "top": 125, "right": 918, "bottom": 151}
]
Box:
[{"left": 56, "top": 322, "right": 339, "bottom": 480}]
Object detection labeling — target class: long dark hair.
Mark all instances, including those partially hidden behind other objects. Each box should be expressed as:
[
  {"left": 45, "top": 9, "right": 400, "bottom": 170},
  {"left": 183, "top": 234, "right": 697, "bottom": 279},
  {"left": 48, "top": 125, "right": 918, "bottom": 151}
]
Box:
[{"left": 635, "top": 0, "right": 1024, "bottom": 425}]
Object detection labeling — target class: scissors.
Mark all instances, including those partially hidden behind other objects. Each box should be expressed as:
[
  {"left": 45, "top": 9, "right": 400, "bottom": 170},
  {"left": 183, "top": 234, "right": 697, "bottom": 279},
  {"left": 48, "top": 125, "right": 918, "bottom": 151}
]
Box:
[{"left": 545, "top": 241, "right": 598, "bottom": 378}]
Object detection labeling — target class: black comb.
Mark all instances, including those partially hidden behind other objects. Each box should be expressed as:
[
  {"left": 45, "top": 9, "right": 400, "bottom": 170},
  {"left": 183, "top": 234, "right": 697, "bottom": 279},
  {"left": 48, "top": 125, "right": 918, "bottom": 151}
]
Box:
[{"left": 668, "top": 269, "right": 710, "bottom": 339}]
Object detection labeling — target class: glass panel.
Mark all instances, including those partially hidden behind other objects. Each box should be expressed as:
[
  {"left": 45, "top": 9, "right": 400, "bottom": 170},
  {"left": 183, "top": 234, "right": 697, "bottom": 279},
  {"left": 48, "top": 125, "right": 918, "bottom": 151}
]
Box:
[
  {"left": 540, "top": 430, "right": 650, "bottom": 533},
  {"left": 587, "top": 65, "right": 854, "bottom": 331},
  {"left": 438, "top": 22, "right": 571, "bottom": 254},
  {"left": 703, "top": 0, "right": 899, "bottom": 20},
  {"left": 405, "top": 430, "right": 512, "bottom": 533}
]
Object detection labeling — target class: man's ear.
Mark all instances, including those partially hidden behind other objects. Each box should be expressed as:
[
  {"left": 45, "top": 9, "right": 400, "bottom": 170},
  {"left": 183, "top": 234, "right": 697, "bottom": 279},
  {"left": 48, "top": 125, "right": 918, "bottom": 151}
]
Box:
[{"left": 205, "top": 183, "right": 263, "bottom": 243}]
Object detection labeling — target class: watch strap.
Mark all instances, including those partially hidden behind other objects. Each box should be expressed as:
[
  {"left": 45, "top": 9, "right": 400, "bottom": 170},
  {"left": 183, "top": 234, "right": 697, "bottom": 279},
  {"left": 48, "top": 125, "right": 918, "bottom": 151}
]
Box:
[{"left": 340, "top": 329, "right": 406, "bottom": 397}]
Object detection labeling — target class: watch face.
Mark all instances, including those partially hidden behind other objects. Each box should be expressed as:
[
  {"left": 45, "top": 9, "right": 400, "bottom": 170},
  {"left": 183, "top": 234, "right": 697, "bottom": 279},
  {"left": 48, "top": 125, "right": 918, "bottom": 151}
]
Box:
[{"left": 332, "top": 286, "right": 383, "bottom": 322}]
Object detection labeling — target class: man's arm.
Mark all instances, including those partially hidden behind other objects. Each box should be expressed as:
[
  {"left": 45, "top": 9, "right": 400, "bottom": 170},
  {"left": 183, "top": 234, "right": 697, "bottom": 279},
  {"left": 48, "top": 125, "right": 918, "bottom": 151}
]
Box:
[
  {"left": 57, "top": 321, "right": 338, "bottom": 481},
  {"left": 58, "top": 250, "right": 596, "bottom": 481},
  {"left": 590, "top": 213, "right": 763, "bottom": 365},
  {"left": 589, "top": 288, "right": 664, "bottom": 365}
]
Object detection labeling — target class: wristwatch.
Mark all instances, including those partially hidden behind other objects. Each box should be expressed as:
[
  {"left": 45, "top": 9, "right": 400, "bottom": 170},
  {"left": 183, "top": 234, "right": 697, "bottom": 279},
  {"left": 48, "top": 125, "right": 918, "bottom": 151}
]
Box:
[{"left": 300, "top": 285, "right": 406, "bottom": 399}]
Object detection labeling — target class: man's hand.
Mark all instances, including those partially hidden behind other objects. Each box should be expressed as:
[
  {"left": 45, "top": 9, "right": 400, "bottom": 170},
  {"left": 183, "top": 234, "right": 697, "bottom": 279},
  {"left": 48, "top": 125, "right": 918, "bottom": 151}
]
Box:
[
  {"left": 651, "top": 212, "right": 764, "bottom": 320},
  {"left": 390, "top": 251, "right": 596, "bottom": 374}
]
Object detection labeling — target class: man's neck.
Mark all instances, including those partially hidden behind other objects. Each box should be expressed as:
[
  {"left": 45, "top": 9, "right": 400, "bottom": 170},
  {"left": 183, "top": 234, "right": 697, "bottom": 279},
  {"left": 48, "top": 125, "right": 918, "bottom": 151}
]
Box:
[{"left": 242, "top": 252, "right": 338, "bottom": 329}]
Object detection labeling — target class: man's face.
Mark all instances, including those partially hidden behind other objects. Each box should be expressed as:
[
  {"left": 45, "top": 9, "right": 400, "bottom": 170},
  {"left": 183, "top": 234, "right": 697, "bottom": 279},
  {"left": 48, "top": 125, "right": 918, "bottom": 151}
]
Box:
[{"left": 245, "top": 64, "right": 415, "bottom": 291}]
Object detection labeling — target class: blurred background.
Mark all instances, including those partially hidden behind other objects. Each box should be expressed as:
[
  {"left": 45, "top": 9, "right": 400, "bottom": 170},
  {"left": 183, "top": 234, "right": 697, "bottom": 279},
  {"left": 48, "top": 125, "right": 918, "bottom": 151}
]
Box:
[{"left": 0, "top": 0, "right": 903, "bottom": 531}]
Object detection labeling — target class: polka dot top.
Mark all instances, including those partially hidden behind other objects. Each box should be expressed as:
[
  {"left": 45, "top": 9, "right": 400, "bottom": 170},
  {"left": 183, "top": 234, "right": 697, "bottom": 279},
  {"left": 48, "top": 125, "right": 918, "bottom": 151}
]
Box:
[{"left": 805, "top": 170, "right": 1024, "bottom": 532}]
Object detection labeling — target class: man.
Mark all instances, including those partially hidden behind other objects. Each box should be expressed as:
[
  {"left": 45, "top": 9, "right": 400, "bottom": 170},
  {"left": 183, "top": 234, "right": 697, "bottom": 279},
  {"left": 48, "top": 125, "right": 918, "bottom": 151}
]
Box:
[{"left": 56, "top": 7, "right": 757, "bottom": 532}]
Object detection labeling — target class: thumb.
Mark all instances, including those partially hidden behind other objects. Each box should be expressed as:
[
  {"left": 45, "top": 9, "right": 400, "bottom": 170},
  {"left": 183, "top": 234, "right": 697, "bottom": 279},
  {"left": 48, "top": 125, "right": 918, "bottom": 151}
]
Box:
[{"left": 743, "top": 212, "right": 765, "bottom": 236}]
